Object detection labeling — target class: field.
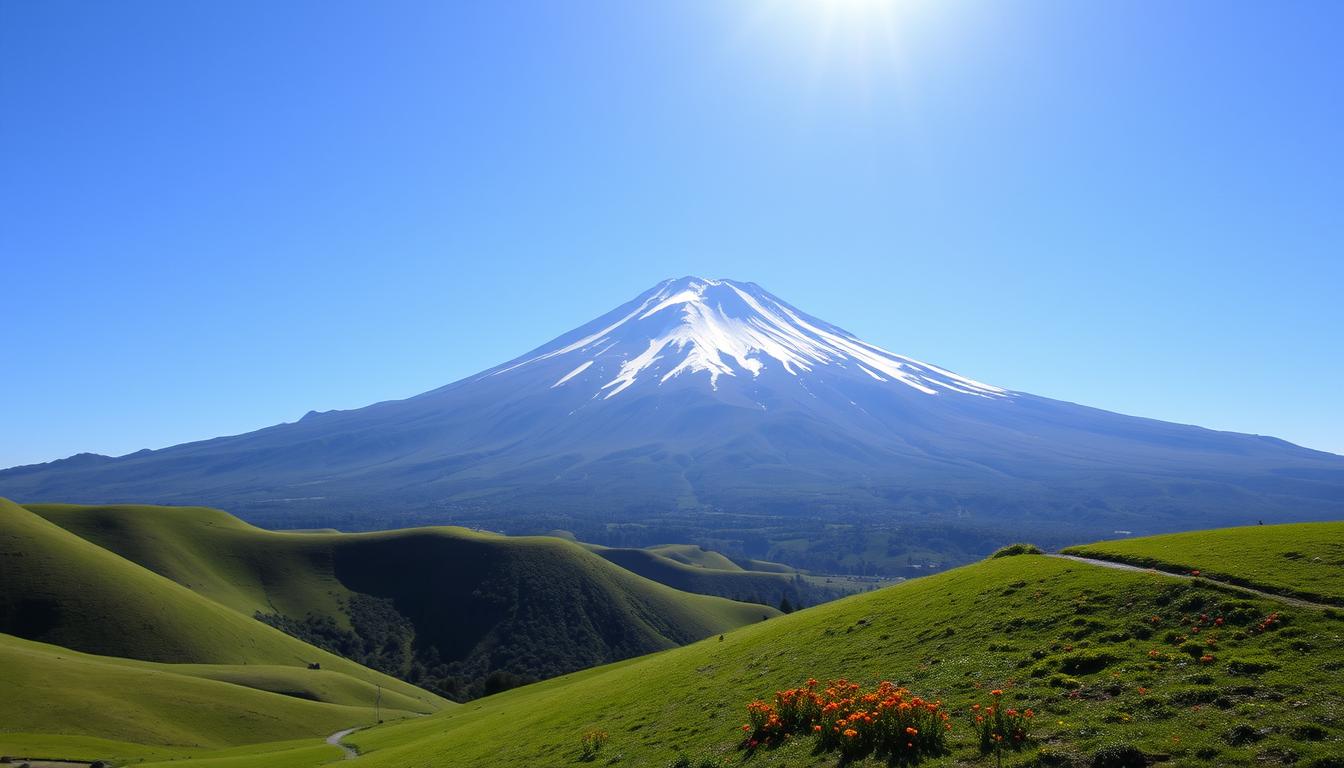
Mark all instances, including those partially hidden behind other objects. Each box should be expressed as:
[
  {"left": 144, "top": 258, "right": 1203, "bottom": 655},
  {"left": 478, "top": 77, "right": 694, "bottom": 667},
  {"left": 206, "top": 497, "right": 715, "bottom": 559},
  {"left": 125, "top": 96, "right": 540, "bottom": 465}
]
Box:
[{"left": 1062, "top": 522, "right": 1344, "bottom": 606}]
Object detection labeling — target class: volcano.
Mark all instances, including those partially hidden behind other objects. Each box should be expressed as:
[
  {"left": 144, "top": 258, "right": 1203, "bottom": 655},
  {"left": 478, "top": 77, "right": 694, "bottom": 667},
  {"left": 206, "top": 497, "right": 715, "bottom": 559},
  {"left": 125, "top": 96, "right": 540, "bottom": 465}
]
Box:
[{"left": 4, "top": 276, "right": 1342, "bottom": 545}]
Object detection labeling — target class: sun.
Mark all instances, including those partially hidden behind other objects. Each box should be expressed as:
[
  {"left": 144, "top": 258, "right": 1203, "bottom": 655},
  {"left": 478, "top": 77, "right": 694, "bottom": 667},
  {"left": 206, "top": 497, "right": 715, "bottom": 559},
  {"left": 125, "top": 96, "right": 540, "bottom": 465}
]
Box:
[{"left": 737, "top": 0, "right": 932, "bottom": 83}]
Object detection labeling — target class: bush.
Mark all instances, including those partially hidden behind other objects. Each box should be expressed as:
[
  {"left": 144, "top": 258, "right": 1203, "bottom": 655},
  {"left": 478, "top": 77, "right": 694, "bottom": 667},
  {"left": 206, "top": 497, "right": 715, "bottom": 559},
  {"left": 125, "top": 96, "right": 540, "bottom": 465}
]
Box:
[
  {"left": 1091, "top": 743, "right": 1147, "bottom": 768},
  {"left": 1058, "top": 651, "right": 1117, "bottom": 675},
  {"left": 741, "top": 678, "right": 950, "bottom": 762},
  {"left": 991, "top": 543, "right": 1044, "bottom": 558},
  {"left": 1223, "top": 724, "right": 1267, "bottom": 746}
]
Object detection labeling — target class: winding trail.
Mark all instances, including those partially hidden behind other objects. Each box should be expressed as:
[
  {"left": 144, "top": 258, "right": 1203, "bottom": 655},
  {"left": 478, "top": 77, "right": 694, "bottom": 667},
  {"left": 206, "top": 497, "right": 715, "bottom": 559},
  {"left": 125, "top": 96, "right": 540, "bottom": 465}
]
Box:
[
  {"left": 326, "top": 727, "right": 361, "bottom": 760},
  {"left": 1048, "top": 554, "right": 1337, "bottom": 611}
]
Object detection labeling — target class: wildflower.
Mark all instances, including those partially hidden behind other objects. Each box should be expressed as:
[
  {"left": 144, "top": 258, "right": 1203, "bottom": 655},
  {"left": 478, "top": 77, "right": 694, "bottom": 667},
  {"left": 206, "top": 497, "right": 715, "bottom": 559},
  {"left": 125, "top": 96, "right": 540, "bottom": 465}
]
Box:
[
  {"left": 843, "top": 728, "right": 858, "bottom": 738},
  {"left": 990, "top": 689, "right": 1004, "bottom": 696},
  {"left": 1190, "top": 570, "right": 1201, "bottom": 576}
]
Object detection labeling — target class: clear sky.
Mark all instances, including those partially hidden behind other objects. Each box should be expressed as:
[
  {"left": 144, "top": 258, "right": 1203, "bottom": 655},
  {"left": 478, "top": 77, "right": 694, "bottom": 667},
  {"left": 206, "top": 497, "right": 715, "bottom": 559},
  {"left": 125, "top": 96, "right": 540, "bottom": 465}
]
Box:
[{"left": 2, "top": 0, "right": 1341, "bottom": 467}]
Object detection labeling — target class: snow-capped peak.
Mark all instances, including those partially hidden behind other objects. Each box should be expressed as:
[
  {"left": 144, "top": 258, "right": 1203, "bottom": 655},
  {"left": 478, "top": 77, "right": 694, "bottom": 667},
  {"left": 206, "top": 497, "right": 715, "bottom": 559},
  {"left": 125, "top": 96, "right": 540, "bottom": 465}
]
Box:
[{"left": 491, "top": 277, "right": 1009, "bottom": 400}]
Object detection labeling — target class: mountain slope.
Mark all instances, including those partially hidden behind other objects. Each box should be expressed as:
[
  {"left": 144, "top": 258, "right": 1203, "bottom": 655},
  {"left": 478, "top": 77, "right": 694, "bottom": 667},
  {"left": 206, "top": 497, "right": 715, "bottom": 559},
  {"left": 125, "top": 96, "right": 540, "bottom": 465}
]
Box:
[
  {"left": 0, "top": 498, "right": 444, "bottom": 711},
  {"left": 4, "top": 277, "right": 1341, "bottom": 550},
  {"left": 21, "top": 502, "right": 777, "bottom": 700}
]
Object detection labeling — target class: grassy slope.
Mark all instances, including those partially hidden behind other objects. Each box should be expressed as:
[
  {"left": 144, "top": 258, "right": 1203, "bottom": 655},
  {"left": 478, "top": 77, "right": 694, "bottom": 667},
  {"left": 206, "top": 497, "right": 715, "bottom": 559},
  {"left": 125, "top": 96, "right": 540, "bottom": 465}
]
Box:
[
  {"left": 0, "top": 498, "right": 443, "bottom": 712},
  {"left": 0, "top": 633, "right": 416, "bottom": 752},
  {"left": 22, "top": 502, "right": 776, "bottom": 695},
  {"left": 338, "top": 552, "right": 1344, "bottom": 768},
  {"left": 587, "top": 544, "right": 801, "bottom": 604},
  {"left": 1062, "top": 522, "right": 1344, "bottom": 606},
  {"left": 645, "top": 543, "right": 745, "bottom": 571}
]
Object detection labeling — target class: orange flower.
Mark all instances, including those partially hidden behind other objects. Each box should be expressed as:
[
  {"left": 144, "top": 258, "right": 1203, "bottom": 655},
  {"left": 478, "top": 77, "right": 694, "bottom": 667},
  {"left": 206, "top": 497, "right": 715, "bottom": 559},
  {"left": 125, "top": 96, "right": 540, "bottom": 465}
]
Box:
[
  {"left": 843, "top": 728, "right": 858, "bottom": 738},
  {"left": 990, "top": 689, "right": 1003, "bottom": 696}
]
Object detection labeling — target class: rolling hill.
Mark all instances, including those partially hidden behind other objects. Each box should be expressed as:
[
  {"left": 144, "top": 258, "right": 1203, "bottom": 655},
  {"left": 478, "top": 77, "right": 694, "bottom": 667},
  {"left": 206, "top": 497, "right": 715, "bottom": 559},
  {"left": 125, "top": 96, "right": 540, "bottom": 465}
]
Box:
[
  {"left": 19, "top": 501, "right": 777, "bottom": 701},
  {"left": 192, "top": 522, "right": 1343, "bottom": 768},
  {"left": 4, "top": 277, "right": 1341, "bottom": 565},
  {"left": 5, "top": 522, "right": 1342, "bottom": 766},
  {"left": 583, "top": 541, "right": 868, "bottom": 608},
  {"left": 0, "top": 632, "right": 418, "bottom": 753}
]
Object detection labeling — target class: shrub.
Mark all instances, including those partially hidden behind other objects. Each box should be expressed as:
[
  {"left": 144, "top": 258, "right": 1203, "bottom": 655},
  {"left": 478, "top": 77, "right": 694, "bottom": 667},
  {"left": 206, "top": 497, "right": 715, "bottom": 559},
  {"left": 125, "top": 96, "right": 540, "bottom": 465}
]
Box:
[
  {"left": 741, "top": 678, "right": 950, "bottom": 762},
  {"left": 992, "top": 543, "right": 1044, "bottom": 558},
  {"left": 1090, "top": 743, "right": 1147, "bottom": 768},
  {"left": 579, "top": 729, "right": 608, "bottom": 760},
  {"left": 1058, "top": 651, "right": 1117, "bottom": 675},
  {"left": 1223, "top": 724, "right": 1266, "bottom": 746}
]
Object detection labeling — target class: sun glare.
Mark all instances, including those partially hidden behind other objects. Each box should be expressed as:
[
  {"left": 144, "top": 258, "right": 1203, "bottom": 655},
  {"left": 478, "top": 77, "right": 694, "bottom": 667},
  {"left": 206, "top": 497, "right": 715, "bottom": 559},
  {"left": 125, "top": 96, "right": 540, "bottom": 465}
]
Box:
[{"left": 736, "top": 0, "right": 937, "bottom": 94}]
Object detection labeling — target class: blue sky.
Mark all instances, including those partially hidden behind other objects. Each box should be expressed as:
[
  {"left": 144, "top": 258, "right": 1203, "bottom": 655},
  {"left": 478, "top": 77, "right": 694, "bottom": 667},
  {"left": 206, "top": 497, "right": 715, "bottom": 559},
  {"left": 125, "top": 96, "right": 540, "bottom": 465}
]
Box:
[{"left": 2, "top": 0, "right": 1341, "bottom": 467}]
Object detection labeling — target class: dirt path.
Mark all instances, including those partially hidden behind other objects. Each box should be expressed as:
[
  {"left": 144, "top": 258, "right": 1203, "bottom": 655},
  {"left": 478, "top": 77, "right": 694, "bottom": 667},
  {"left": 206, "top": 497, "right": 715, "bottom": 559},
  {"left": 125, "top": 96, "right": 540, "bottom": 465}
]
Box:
[
  {"left": 326, "top": 727, "right": 361, "bottom": 760},
  {"left": 1048, "top": 554, "right": 1337, "bottom": 610}
]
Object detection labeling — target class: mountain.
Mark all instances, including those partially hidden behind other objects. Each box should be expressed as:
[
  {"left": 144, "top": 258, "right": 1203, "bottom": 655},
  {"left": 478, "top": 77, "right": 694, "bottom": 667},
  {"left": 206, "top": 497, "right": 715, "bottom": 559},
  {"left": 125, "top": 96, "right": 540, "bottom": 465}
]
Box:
[{"left": 3, "top": 277, "right": 1342, "bottom": 559}]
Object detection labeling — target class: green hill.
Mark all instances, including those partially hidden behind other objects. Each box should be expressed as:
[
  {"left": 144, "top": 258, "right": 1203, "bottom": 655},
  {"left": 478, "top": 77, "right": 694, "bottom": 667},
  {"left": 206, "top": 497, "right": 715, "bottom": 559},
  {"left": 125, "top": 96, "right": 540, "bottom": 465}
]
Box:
[
  {"left": 0, "top": 632, "right": 417, "bottom": 754},
  {"left": 1061, "top": 521, "right": 1344, "bottom": 606},
  {"left": 10, "top": 510, "right": 1341, "bottom": 767},
  {"left": 0, "top": 498, "right": 441, "bottom": 711},
  {"left": 587, "top": 544, "right": 805, "bottom": 606},
  {"left": 340, "top": 550, "right": 1344, "bottom": 767},
  {"left": 584, "top": 541, "right": 874, "bottom": 608},
  {"left": 23, "top": 502, "right": 777, "bottom": 701},
  {"left": 645, "top": 543, "right": 746, "bottom": 571}
]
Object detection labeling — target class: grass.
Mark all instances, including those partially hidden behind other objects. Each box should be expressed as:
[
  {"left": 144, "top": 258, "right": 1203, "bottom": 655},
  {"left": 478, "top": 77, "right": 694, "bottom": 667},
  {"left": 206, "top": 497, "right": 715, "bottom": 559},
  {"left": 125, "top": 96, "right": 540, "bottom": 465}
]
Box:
[
  {"left": 132, "top": 739, "right": 348, "bottom": 768},
  {"left": 329, "top": 549, "right": 1344, "bottom": 767},
  {"left": 1061, "top": 522, "right": 1344, "bottom": 606},
  {"left": 18, "top": 501, "right": 775, "bottom": 701},
  {"left": 0, "top": 632, "right": 415, "bottom": 754},
  {"left": 0, "top": 498, "right": 444, "bottom": 710},
  {"left": 583, "top": 542, "right": 881, "bottom": 608},
  {"left": 8, "top": 508, "right": 1341, "bottom": 767}
]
